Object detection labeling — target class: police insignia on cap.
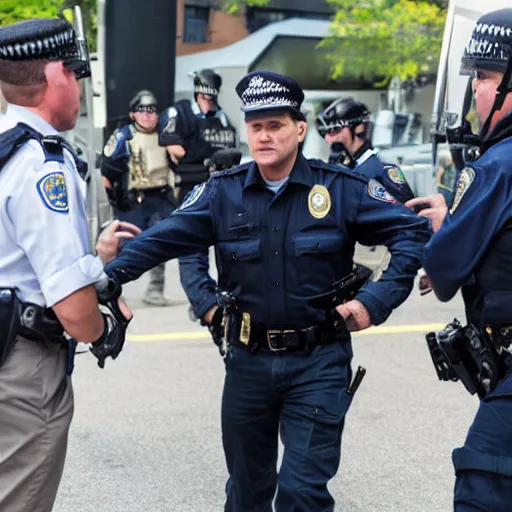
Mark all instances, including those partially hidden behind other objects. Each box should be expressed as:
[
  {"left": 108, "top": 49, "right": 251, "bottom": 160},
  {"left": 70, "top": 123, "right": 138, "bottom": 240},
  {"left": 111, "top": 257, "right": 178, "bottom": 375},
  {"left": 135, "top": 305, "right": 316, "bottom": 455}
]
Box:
[
  {"left": 368, "top": 179, "right": 399, "bottom": 204},
  {"left": 308, "top": 185, "right": 331, "bottom": 219},
  {"left": 37, "top": 172, "right": 69, "bottom": 213},
  {"left": 386, "top": 166, "right": 406, "bottom": 185},
  {"left": 450, "top": 167, "right": 475, "bottom": 214}
]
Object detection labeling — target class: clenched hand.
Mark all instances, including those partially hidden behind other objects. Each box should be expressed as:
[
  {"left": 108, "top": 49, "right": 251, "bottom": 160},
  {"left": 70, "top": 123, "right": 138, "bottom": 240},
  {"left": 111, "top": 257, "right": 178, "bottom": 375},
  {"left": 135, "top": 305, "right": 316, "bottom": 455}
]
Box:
[{"left": 336, "top": 300, "right": 372, "bottom": 332}]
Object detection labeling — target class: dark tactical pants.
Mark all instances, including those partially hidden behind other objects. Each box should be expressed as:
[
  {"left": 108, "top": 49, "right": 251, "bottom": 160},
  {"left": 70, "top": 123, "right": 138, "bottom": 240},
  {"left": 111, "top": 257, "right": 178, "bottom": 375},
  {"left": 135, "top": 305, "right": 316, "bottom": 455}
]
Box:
[
  {"left": 117, "top": 192, "right": 176, "bottom": 295},
  {"left": 222, "top": 341, "right": 354, "bottom": 512},
  {"left": 453, "top": 364, "right": 512, "bottom": 511}
]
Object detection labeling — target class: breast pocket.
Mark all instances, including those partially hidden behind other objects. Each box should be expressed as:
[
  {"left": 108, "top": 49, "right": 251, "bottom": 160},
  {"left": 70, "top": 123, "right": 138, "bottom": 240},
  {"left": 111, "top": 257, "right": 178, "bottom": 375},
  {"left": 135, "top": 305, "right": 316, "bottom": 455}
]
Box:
[
  {"left": 218, "top": 238, "right": 262, "bottom": 288},
  {"left": 294, "top": 232, "right": 343, "bottom": 289}
]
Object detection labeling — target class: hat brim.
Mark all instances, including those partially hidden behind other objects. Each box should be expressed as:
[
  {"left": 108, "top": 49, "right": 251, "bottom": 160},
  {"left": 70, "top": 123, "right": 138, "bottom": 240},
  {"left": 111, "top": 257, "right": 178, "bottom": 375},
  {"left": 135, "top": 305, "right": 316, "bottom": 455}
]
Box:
[{"left": 243, "top": 105, "right": 305, "bottom": 122}]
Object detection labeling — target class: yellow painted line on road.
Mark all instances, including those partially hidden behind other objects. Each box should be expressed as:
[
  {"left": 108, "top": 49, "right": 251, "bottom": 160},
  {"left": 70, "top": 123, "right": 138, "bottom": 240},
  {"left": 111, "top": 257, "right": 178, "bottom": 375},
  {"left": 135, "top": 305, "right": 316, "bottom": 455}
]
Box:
[{"left": 126, "top": 323, "right": 446, "bottom": 343}]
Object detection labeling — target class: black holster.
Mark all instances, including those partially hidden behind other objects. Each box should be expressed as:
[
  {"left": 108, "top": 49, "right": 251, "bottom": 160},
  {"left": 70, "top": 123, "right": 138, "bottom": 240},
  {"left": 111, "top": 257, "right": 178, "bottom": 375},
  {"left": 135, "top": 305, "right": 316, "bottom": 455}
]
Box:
[
  {"left": 0, "top": 288, "right": 21, "bottom": 367},
  {"left": 426, "top": 319, "right": 507, "bottom": 399},
  {"left": 0, "top": 288, "right": 65, "bottom": 368}
]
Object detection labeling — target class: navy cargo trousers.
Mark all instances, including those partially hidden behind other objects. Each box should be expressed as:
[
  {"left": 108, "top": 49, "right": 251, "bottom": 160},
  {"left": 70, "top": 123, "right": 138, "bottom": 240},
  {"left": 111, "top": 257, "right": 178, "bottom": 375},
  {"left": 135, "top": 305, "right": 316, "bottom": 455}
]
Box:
[
  {"left": 453, "top": 361, "right": 512, "bottom": 511},
  {"left": 222, "top": 340, "right": 354, "bottom": 512}
]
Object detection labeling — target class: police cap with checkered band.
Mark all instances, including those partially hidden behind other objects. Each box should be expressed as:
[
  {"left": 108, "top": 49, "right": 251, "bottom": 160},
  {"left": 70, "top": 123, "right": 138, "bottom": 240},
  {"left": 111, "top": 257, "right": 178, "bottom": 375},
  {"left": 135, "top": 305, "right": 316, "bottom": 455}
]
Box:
[
  {"left": 236, "top": 70, "right": 305, "bottom": 120},
  {"left": 0, "top": 18, "right": 90, "bottom": 80}
]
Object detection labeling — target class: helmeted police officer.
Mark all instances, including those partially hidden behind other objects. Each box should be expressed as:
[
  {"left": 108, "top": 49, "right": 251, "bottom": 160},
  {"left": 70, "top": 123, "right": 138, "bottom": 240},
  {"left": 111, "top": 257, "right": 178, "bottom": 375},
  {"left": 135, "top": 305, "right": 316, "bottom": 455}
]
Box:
[
  {"left": 161, "top": 69, "right": 238, "bottom": 322},
  {"left": 406, "top": 8, "right": 512, "bottom": 511},
  {"left": 316, "top": 97, "right": 415, "bottom": 204},
  {"left": 101, "top": 90, "right": 177, "bottom": 307},
  {"left": 102, "top": 70, "right": 430, "bottom": 511},
  {"left": 159, "top": 68, "right": 237, "bottom": 204},
  {"left": 0, "top": 17, "right": 133, "bottom": 511}
]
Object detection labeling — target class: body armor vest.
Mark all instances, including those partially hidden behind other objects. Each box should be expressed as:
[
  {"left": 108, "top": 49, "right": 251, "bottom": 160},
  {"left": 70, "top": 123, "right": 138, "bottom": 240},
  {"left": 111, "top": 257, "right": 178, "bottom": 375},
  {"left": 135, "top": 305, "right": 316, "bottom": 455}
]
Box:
[
  {"left": 128, "top": 130, "right": 170, "bottom": 190},
  {"left": 198, "top": 116, "right": 236, "bottom": 150}
]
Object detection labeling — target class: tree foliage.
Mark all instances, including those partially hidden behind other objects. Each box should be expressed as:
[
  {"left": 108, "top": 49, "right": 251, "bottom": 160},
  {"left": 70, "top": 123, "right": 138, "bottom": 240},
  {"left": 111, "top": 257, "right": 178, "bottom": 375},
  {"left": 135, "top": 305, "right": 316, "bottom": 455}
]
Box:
[
  {"left": 0, "top": 0, "right": 97, "bottom": 51},
  {"left": 220, "top": 0, "right": 270, "bottom": 16},
  {"left": 321, "top": 0, "right": 447, "bottom": 86},
  {"left": 0, "top": 0, "right": 61, "bottom": 26}
]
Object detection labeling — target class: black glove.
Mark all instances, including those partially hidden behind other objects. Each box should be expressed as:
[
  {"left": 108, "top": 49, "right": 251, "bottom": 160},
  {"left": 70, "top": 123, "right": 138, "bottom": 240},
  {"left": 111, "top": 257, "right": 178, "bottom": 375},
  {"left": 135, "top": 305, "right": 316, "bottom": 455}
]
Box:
[
  {"left": 90, "top": 313, "right": 126, "bottom": 369},
  {"left": 90, "top": 277, "right": 131, "bottom": 369}
]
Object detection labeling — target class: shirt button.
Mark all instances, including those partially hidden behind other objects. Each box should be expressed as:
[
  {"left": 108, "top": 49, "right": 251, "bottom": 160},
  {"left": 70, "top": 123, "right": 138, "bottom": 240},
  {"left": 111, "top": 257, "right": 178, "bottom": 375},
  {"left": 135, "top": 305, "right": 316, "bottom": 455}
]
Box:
[
  {"left": 273, "top": 226, "right": 279, "bottom": 232},
  {"left": 275, "top": 250, "right": 279, "bottom": 255},
  {"left": 274, "top": 281, "right": 280, "bottom": 286}
]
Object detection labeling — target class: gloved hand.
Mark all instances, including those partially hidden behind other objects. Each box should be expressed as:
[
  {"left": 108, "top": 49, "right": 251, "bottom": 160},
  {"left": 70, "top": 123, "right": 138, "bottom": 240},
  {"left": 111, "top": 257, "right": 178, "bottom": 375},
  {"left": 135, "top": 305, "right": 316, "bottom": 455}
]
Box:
[{"left": 204, "top": 306, "right": 224, "bottom": 356}]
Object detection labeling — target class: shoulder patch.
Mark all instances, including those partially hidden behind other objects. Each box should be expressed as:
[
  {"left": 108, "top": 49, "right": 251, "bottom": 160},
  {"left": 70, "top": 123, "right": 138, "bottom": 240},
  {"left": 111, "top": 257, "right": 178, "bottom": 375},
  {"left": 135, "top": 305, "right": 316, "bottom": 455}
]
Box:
[
  {"left": 37, "top": 171, "right": 69, "bottom": 213},
  {"left": 367, "top": 178, "right": 400, "bottom": 204},
  {"left": 450, "top": 167, "right": 475, "bottom": 214},
  {"left": 103, "top": 130, "right": 119, "bottom": 158},
  {"left": 164, "top": 108, "right": 178, "bottom": 133},
  {"left": 179, "top": 182, "right": 207, "bottom": 210},
  {"left": 385, "top": 165, "right": 407, "bottom": 185}
]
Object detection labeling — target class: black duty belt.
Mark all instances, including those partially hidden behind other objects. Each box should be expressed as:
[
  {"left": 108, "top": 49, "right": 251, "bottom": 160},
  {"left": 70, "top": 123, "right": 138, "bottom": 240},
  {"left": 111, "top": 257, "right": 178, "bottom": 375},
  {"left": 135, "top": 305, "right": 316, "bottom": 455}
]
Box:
[
  {"left": 19, "top": 302, "right": 65, "bottom": 344},
  {"left": 228, "top": 316, "right": 342, "bottom": 353}
]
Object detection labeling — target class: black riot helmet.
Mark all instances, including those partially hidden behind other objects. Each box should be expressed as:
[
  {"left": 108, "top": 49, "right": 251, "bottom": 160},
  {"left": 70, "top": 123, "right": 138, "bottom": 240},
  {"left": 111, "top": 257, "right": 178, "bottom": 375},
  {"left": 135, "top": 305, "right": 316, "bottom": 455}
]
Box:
[
  {"left": 460, "top": 8, "right": 512, "bottom": 140},
  {"left": 129, "top": 90, "right": 158, "bottom": 113},
  {"left": 191, "top": 69, "right": 222, "bottom": 99},
  {"left": 316, "top": 97, "right": 371, "bottom": 140}
]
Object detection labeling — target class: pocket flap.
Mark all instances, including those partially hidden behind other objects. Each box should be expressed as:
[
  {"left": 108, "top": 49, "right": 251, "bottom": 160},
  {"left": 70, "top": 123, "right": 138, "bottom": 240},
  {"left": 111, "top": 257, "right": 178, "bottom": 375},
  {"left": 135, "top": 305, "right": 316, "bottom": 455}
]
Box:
[
  {"left": 294, "top": 232, "right": 342, "bottom": 256},
  {"left": 219, "top": 238, "right": 261, "bottom": 261}
]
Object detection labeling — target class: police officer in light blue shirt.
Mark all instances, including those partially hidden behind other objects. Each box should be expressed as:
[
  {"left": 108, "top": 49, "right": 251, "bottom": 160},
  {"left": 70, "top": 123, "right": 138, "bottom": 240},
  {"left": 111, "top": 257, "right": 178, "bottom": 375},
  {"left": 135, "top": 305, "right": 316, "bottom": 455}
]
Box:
[
  {"left": 103, "top": 70, "right": 431, "bottom": 511},
  {"left": 0, "top": 18, "right": 136, "bottom": 511}
]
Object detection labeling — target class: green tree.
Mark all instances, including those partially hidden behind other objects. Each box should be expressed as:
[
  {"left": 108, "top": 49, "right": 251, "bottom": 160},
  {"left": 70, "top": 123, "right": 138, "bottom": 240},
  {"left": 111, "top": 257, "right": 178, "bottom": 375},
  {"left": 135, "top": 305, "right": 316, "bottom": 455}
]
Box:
[
  {"left": 220, "top": 0, "right": 270, "bottom": 15},
  {"left": 0, "top": 0, "right": 61, "bottom": 26},
  {"left": 321, "top": 0, "right": 446, "bottom": 86}
]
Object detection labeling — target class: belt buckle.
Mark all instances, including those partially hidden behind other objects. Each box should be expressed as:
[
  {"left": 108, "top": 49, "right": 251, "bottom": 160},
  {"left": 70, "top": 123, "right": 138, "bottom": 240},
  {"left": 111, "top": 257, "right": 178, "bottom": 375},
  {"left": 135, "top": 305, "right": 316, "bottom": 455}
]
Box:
[{"left": 267, "top": 330, "right": 294, "bottom": 352}]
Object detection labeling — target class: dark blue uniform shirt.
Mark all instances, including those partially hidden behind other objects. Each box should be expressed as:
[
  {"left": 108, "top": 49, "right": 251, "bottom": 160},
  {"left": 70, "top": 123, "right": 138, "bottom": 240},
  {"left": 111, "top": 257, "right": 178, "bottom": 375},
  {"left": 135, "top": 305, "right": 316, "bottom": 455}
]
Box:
[
  {"left": 106, "top": 154, "right": 430, "bottom": 327},
  {"left": 423, "top": 115, "right": 512, "bottom": 328}
]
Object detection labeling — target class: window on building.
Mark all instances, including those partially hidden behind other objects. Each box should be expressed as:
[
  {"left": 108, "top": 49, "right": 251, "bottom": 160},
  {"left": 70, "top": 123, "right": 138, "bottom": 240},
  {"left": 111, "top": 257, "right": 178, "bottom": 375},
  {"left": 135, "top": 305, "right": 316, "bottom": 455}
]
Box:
[
  {"left": 246, "top": 8, "right": 332, "bottom": 33},
  {"left": 184, "top": 6, "right": 209, "bottom": 43}
]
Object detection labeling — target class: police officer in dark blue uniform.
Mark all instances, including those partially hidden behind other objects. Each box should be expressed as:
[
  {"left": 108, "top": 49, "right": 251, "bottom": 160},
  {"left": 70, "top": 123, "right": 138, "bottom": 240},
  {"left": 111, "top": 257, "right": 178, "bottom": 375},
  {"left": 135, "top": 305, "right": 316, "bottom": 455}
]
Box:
[
  {"left": 101, "top": 90, "right": 177, "bottom": 306},
  {"left": 406, "top": 8, "right": 512, "bottom": 511},
  {"left": 103, "top": 70, "right": 430, "bottom": 511},
  {"left": 316, "top": 97, "right": 415, "bottom": 204}
]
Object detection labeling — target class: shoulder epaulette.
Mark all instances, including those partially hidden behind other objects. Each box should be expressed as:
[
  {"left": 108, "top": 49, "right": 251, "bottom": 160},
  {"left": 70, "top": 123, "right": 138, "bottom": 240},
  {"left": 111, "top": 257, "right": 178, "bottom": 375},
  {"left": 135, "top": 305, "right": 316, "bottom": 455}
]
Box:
[
  {"left": 0, "top": 123, "right": 41, "bottom": 171},
  {"left": 41, "top": 135, "right": 65, "bottom": 163},
  {"left": 308, "top": 158, "right": 369, "bottom": 183},
  {"left": 211, "top": 162, "right": 251, "bottom": 179}
]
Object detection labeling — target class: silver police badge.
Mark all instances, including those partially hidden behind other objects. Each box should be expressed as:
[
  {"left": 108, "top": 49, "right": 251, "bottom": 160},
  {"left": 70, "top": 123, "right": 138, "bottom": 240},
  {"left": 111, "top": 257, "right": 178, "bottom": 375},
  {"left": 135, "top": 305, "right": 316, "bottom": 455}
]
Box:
[
  {"left": 308, "top": 185, "right": 331, "bottom": 219},
  {"left": 450, "top": 167, "right": 475, "bottom": 214}
]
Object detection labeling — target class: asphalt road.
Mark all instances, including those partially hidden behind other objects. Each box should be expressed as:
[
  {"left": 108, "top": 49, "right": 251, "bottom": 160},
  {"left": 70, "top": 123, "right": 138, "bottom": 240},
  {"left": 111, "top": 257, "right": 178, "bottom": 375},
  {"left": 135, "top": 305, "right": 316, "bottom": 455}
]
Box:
[{"left": 53, "top": 248, "right": 476, "bottom": 512}]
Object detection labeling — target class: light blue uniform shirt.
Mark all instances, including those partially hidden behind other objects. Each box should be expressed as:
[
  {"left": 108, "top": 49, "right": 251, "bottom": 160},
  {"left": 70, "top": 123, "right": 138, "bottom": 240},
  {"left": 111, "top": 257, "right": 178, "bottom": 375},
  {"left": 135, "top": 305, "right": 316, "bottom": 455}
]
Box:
[{"left": 0, "top": 104, "right": 105, "bottom": 307}]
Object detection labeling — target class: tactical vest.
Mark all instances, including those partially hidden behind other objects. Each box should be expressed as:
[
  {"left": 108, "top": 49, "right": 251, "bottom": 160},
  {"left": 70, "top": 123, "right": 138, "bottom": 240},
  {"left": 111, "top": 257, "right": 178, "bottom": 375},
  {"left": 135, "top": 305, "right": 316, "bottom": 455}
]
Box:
[
  {"left": 463, "top": 224, "right": 512, "bottom": 328},
  {"left": 198, "top": 116, "right": 236, "bottom": 150},
  {"left": 127, "top": 130, "right": 171, "bottom": 190}
]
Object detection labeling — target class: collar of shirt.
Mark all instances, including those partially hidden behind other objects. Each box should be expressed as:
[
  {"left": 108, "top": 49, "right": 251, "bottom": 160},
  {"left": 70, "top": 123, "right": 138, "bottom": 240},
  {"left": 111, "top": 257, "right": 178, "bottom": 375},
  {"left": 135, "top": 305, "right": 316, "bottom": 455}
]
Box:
[
  {"left": 243, "top": 152, "right": 313, "bottom": 190},
  {"left": 356, "top": 148, "right": 378, "bottom": 166},
  {"left": 0, "top": 104, "right": 58, "bottom": 136}
]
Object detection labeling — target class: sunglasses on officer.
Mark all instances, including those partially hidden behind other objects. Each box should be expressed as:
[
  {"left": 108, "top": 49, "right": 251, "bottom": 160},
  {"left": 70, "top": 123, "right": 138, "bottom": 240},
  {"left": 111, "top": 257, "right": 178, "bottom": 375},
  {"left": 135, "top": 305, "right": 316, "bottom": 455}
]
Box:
[{"left": 133, "top": 105, "right": 158, "bottom": 114}]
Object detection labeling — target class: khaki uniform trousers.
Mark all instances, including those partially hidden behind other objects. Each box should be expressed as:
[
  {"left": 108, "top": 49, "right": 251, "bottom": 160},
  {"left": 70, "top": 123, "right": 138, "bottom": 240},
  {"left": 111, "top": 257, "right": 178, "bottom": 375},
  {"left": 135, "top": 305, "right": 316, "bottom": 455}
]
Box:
[{"left": 0, "top": 337, "right": 74, "bottom": 512}]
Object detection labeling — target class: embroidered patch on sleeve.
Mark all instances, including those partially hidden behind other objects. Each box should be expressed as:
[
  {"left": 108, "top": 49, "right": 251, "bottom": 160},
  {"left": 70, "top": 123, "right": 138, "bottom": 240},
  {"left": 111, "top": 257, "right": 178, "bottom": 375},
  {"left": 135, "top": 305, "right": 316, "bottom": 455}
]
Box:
[
  {"left": 367, "top": 178, "right": 400, "bottom": 204},
  {"left": 449, "top": 167, "right": 475, "bottom": 214},
  {"left": 37, "top": 172, "right": 69, "bottom": 213},
  {"left": 385, "top": 165, "right": 407, "bottom": 185},
  {"left": 179, "top": 182, "right": 206, "bottom": 210}
]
